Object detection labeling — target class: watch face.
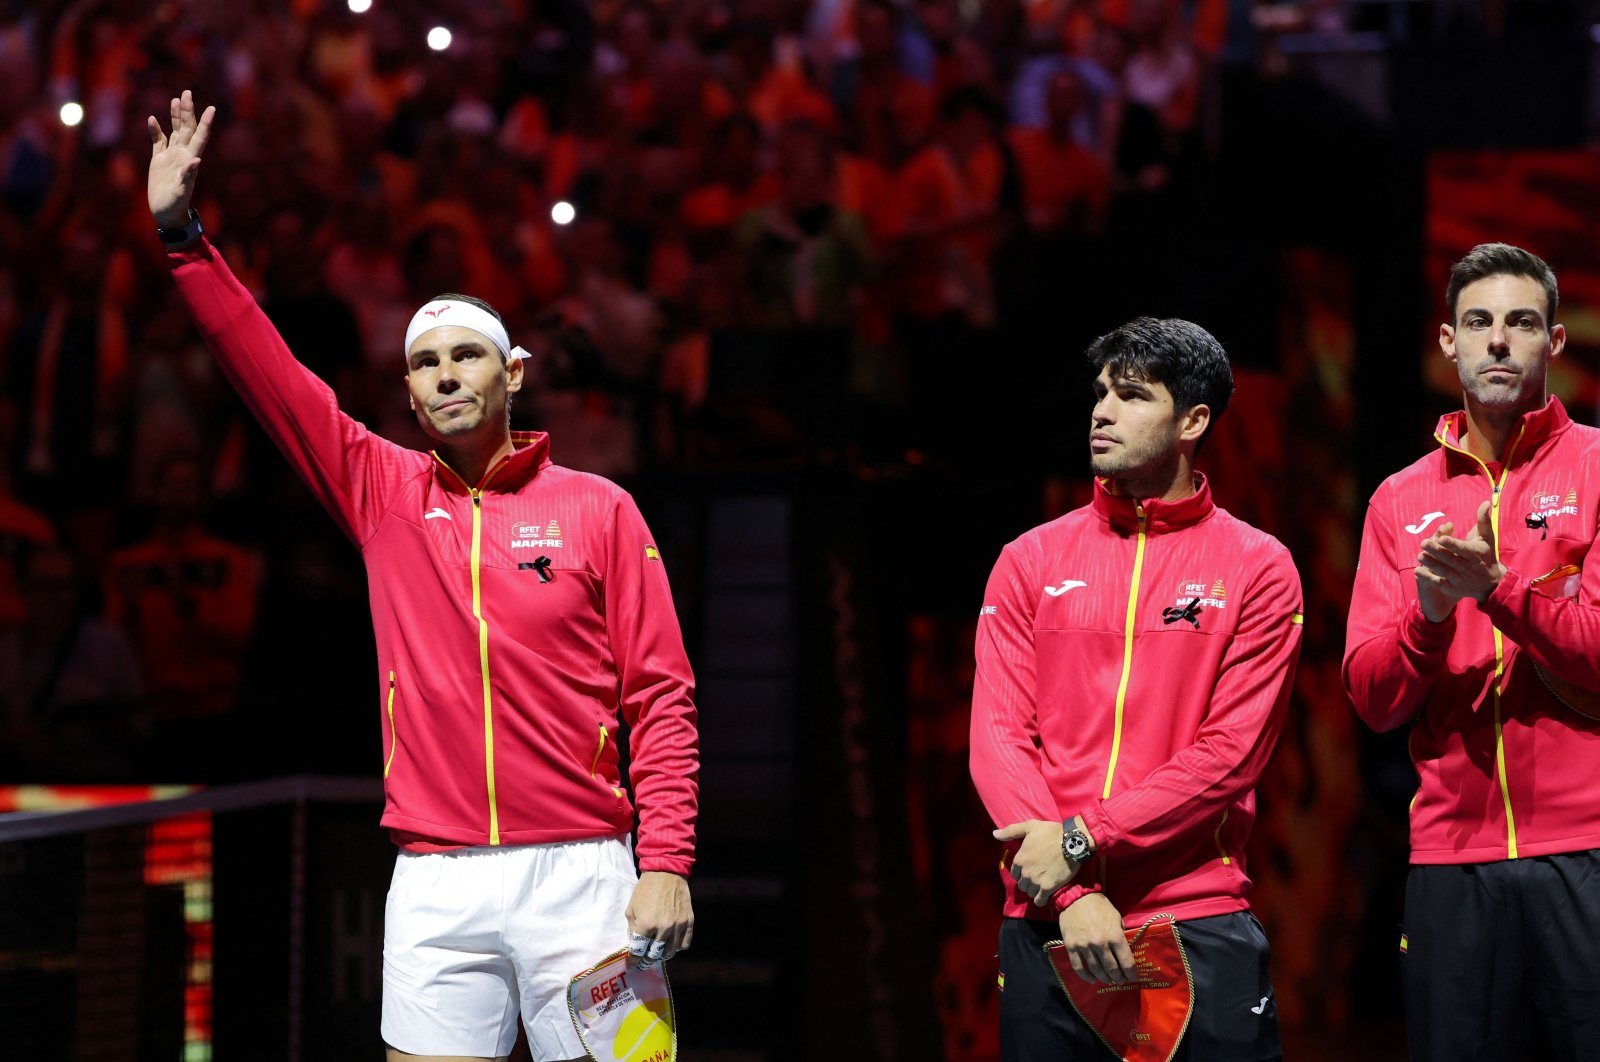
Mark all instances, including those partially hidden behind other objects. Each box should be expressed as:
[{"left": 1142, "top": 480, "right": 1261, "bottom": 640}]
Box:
[{"left": 1064, "top": 833, "right": 1089, "bottom": 859}]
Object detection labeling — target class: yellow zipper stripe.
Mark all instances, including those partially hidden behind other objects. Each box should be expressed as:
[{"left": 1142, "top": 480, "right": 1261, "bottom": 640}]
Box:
[
  {"left": 384, "top": 671, "right": 398, "bottom": 779},
  {"left": 1213, "top": 809, "right": 1231, "bottom": 865},
  {"left": 1103, "top": 505, "right": 1148, "bottom": 801},
  {"left": 1491, "top": 631, "right": 1517, "bottom": 857},
  {"left": 1435, "top": 424, "right": 1526, "bottom": 858},
  {"left": 434, "top": 452, "right": 511, "bottom": 847},
  {"left": 470, "top": 489, "right": 500, "bottom": 845}
]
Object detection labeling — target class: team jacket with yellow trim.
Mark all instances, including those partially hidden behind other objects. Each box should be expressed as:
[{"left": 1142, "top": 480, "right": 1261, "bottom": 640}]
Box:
[
  {"left": 1344, "top": 396, "right": 1600, "bottom": 866},
  {"left": 970, "top": 475, "right": 1303, "bottom": 926},
  {"left": 168, "top": 239, "right": 698, "bottom": 875}
]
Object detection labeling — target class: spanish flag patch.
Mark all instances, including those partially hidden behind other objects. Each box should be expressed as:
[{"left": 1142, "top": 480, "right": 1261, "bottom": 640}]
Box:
[{"left": 645, "top": 545, "right": 661, "bottom": 561}]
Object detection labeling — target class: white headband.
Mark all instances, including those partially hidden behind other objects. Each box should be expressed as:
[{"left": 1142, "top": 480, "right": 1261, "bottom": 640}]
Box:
[{"left": 404, "top": 300, "right": 531, "bottom": 362}]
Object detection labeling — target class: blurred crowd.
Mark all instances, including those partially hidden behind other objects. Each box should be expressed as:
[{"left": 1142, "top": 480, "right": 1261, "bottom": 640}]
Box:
[{"left": 0, "top": 0, "right": 1257, "bottom": 781}]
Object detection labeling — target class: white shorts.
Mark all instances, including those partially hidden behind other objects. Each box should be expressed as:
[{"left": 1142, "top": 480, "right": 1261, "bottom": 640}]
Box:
[{"left": 380, "top": 836, "right": 638, "bottom": 1059}]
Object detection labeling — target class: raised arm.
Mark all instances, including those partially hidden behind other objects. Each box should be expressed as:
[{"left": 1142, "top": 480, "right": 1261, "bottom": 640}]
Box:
[{"left": 145, "top": 92, "right": 413, "bottom": 544}]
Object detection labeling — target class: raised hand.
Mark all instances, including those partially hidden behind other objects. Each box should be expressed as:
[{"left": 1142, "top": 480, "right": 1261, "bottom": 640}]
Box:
[
  {"left": 1417, "top": 501, "right": 1505, "bottom": 614},
  {"left": 1414, "top": 521, "right": 1458, "bottom": 622},
  {"left": 147, "top": 90, "right": 216, "bottom": 228}
]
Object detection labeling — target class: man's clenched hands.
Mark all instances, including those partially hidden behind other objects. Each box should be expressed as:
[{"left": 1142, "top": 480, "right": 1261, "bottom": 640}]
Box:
[
  {"left": 995, "top": 818, "right": 1080, "bottom": 906},
  {"left": 1058, "top": 893, "right": 1138, "bottom": 984},
  {"left": 147, "top": 90, "right": 216, "bottom": 228}
]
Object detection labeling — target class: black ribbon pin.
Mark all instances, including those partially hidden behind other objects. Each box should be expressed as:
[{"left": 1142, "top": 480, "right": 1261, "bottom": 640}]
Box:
[
  {"left": 1163, "top": 597, "right": 1202, "bottom": 630},
  {"left": 518, "top": 555, "right": 555, "bottom": 582}
]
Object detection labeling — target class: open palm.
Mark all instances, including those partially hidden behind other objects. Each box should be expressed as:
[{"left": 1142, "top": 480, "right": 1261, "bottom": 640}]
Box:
[{"left": 147, "top": 90, "right": 216, "bottom": 228}]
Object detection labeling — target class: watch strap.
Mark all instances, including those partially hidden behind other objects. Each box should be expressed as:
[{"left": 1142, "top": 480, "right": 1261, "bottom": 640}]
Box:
[{"left": 157, "top": 208, "right": 204, "bottom": 248}]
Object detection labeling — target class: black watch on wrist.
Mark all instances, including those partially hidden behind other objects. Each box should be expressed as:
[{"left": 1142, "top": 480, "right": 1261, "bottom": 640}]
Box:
[
  {"left": 156, "top": 208, "right": 204, "bottom": 248},
  {"left": 1061, "top": 822, "right": 1092, "bottom": 865}
]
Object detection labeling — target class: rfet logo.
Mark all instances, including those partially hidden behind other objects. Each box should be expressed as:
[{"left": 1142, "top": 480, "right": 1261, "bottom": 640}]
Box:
[
  {"left": 1176, "top": 579, "right": 1228, "bottom": 610},
  {"left": 511, "top": 519, "right": 564, "bottom": 549},
  {"left": 589, "top": 970, "right": 630, "bottom": 1006},
  {"left": 1531, "top": 488, "right": 1579, "bottom": 519}
]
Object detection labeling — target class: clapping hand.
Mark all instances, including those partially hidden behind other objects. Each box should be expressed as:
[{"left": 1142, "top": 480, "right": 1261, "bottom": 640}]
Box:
[{"left": 1415, "top": 501, "right": 1504, "bottom": 621}]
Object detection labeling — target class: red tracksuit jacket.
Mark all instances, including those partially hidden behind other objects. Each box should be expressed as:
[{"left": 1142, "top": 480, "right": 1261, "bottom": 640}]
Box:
[
  {"left": 170, "top": 240, "right": 698, "bottom": 875},
  {"left": 970, "top": 475, "right": 1303, "bottom": 925},
  {"left": 1344, "top": 397, "right": 1600, "bottom": 865}
]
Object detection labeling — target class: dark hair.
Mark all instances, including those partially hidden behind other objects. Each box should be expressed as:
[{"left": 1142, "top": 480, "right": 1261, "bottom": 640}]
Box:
[
  {"left": 428, "top": 291, "right": 503, "bottom": 324},
  {"left": 1446, "top": 243, "right": 1558, "bottom": 325},
  {"left": 1086, "top": 317, "right": 1234, "bottom": 427}
]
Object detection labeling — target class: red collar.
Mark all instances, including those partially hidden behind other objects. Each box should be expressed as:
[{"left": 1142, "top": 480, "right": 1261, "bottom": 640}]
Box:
[
  {"left": 1433, "top": 396, "right": 1570, "bottom": 467},
  {"left": 431, "top": 431, "right": 552, "bottom": 494},
  {"left": 1090, "top": 472, "right": 1216, "bottom": 535}
]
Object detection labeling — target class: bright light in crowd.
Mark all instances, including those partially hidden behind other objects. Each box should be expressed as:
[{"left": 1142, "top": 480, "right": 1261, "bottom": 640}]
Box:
[
  {"left": 427, "top": 26, "right": 452, "bottom": 50},
  {"left": 551, "top": 201, "right": 576, "bottom": 226},
  {"left": 347, "top": 0, "right": 372, "bottom": 12},
  {"left": 59, "top": 101, "right": 84, "bottom": 127}
]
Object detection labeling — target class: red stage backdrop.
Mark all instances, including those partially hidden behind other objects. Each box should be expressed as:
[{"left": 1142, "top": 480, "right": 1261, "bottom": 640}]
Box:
[{"left": 1427, "top": 151, "right": 1600, "bottom": 418}]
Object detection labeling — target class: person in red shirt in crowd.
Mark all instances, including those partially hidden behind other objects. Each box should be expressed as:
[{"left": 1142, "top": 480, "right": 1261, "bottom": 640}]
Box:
[
  {"left": 1007, "top": 68, "right": 1108, "bottom": 238},
  {"left": 104, "top": 451, "right": 261, "bottom": 771},
  {"left": 971, "top": 318, "right": 1302, "bottom": 1060},
  {"left": 1345, "top": 244, "right": 1600, "bottom": 1060},
  {"left": 890, "top": 86, "right": 1008, "bottom": 326},
  {"left": 726, "top": 20, "right": 837, "bottom": 133},
  {"left": 0, "top": 540, "right": 145, "bottom": 780},
  {"left": 845, "top": 0, "right": 938, "bottom": 169},
  {"left": 679, "top": 113, "right": 781, "bottom": 236},
  {"left": 146, "top": 91, "right": 697, "bottom": 1062}
]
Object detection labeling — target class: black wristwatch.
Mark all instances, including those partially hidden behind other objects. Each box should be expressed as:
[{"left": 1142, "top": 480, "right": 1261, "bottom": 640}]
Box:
[
  {"left": 156, "top": 208, "right": 204, "bottom": 248},
  {"left": 1061, "top": 822, "right": 1093, "bottom": 866}
]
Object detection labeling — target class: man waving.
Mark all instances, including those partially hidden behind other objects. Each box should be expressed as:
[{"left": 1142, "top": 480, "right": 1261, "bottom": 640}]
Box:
[{"left": 148, "top": 91, "right": 697, "bottom": 1062}]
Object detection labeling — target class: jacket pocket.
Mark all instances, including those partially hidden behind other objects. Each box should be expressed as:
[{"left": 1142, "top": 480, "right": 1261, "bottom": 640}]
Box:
[{"left": 590, "top": 722, "right": 625, "bottom": 799}]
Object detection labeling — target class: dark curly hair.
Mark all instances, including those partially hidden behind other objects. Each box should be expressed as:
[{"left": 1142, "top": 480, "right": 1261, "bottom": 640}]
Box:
[{"left": 1086, "top": 317, "right": 1234, "bottom": 434}]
